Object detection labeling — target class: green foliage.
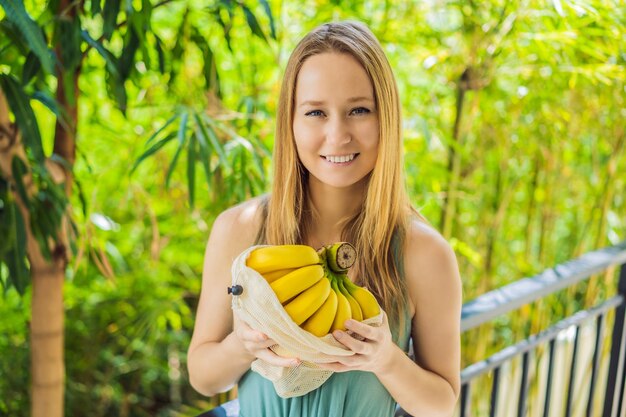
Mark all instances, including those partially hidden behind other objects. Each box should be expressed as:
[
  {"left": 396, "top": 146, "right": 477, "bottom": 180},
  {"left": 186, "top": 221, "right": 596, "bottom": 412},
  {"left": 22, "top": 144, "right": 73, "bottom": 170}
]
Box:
[
  {"left": 0, "top": 74, "right": 45, "bottom": 163},
  {"left": 131, "top": 108, "right": 268, "bottom": 208},
  {"left": 0, "top": 177, "right": 28, "bottom": 294},
  {"left": 0, "top": 288, "right": 30, "bottom": 416},
  {"left": 63, "top": 262, "right": 198, "bottom": 416},
  {"left": 0, "top": 0, "right": 55, "bottom": 73}
]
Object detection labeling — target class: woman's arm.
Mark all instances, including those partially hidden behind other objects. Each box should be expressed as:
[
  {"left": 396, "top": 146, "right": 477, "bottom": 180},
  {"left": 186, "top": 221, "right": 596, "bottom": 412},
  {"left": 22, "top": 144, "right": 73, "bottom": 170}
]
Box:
[
  {"left": 376, "top": 222, "right": 461, "bottom": 416},
  {"left": 187, "top": 199, "right": 299, "bottom": 396}
]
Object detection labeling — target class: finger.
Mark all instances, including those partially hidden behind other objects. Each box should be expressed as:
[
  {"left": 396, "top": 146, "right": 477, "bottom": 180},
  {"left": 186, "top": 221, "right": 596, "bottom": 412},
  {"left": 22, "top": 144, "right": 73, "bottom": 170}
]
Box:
[
  {"left": 333, "top": 330, "right": 370, "bottom": 354},
  {"left": 247, "top": 338, "right": 277, "bottom": 350},
  {"left": 237, "top": 326, "right": 270, "bottom": 343},
  {"left": 315, "top": 361, "right": 351, "bottom": 372},
  {"left": 257, "top": 349, "right": 301, "bottom": 368},
  {"left": 344, "top": 320, "right": 378, "bottom": 341},
  {"left": 235, "top": 317, "right": 271, "bottom": 338}
]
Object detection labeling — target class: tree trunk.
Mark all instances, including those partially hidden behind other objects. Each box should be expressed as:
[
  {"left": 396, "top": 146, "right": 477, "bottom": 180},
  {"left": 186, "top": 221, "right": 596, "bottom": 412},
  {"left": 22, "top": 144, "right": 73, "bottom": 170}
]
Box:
[
  {"left": 31, "top": 1, "right": 81, "bottom": 414},
  {"left": 30, "top": 264, "right": 66, "bottom": 417},
  {"left": 0, "top": 1, "right": 80, "bottom": 414},
  {"left": 0, "top": 92, "right": 69, "bottom": 417}
]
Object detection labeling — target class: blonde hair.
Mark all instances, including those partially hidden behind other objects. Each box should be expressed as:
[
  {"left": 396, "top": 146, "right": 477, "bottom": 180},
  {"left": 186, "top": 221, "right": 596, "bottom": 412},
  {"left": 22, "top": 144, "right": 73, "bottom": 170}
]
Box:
[{"left": 265, "top": 21, "right": 423, "bottom": 331}]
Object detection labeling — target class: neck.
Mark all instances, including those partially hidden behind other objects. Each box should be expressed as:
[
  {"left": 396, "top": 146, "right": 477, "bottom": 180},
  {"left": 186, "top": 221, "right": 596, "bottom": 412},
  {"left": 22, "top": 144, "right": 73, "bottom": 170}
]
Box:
[{"left": 305, "top": 176, "right": 367, "bottom": 248}]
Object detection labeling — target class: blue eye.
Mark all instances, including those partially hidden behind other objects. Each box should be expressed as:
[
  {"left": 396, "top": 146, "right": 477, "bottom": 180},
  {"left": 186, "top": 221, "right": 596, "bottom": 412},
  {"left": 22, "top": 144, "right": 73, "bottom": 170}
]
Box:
[
  {"left": 305, "top": 110, "right": 324, "bottom": 117},
  {"left": 351, "top": 107, "right": 370, "bottom": 115}
]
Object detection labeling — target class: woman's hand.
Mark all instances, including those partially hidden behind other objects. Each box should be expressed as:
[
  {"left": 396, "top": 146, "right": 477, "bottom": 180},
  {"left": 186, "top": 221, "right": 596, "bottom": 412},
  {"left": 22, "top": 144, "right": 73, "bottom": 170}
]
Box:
[
  {"left": 315, "top": 312, "right": 399, "bottom": 375},
  {"left": 233, "top": 315, "right": 301, "bottom": 367}
]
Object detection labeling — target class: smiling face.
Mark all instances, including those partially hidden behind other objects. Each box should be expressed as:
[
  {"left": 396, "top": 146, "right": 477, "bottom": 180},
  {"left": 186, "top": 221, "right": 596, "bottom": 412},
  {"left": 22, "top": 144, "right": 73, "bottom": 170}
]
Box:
[{"left": 292, "top": 52, "right": 379, "bottom": 191}]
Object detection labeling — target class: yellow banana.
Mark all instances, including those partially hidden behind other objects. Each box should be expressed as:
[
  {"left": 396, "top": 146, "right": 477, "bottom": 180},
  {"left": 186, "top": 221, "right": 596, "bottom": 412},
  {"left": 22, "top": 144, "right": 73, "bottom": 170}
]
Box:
[
  {"left": 344, "top": 279, "right": 381, "bottom": 319},
  {"left": 246, "top": 245, "right": 320, "bottom": 274},
  {"left": 330, "top": 280, "right": 351, "bottom": 332},
  {"left": 262, "top": 267, "right": 298, "bottom": 283},
  {"left": 301, "top": 289, "right": 338, "bottom": 337},
  {"left": 338, "top": 278, "right": 363, "bottom": 321},
  {"left": 284, "top": 278, "right": 331, "bottom": 325},
  {"left": 270, "top": 264, "right": 324, "bottom": 304}
]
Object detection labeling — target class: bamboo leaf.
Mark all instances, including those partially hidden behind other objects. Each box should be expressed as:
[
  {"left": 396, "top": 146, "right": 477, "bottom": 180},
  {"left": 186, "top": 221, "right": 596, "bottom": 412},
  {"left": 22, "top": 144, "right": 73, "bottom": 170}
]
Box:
[
  {"left": 165, "top": 112, "right": 188, "bottom": 187},
  {"left": 0, "top": 0, "right": 56, "bottom": 74},
  {"left": 21, "top": 51, "right": 41, "bottom": 85},
  {"left": 31, "top": 91, "right": 71, "bottom": 131},
  {"left": 58, "top": 14, "right": 83, "bottom": 72},
  {"left": 0, "top": 179, "right": 13, "bottom": 257},
  {"left": 154, "top": 34, "right": 166, "bottom": 74},
  {"left": 145, "top": 113, "right": 179, "bottom": 147},
  {"left": 241, "top": 4, "right": 267, "bottom": 43},
  {"left": 11, "top": 156, "right": 30, "bottom": 209},
  {"left": 259, "top": 0, "right": 276, "bottom": 40},
  {"left": 191, "top": 30, "right": 220, "bottom": 93},
  {"left": 6, "top": 202, "right": 29, "bottom": 294},
  {"left": 199, "top": 114, "right": 228, "bottom": 167},
  {"left": 102, "top": 0, "right": 121, "bottom": 40},
  {"left": 74, "top": 176, "right": 88, "bottom": 216},
  {"left": 194, "top": 124, "right": 213, "bottom": 185},
  {"left": 118, "top": 26, "right": 140, "bottom": 81},
  {"left": 187, "top": 132, "right": 196, "bottom": 208},
  {"left": 177, "top": 111, "right": 188, "bottom": 146},
  {"left": 106, "top": 69, "right": 127, "bottom": 113},
  {"left": 81, "top": 30, "right": 120, "bottom": 79},
  {"left": 91, "top": 0, "right": 102, "bottom": 16},
  {"left": 212, "top": 7, "right": 233, "bottom": 52},
  {"left": 0, "top": 74, "right": 45, "bottom": 164},
  {"left": 130, "top": 132, "right": 177, "bottom": 174},
  {"left": 0, "top": 17, "right": 27, "bottom": 51}
]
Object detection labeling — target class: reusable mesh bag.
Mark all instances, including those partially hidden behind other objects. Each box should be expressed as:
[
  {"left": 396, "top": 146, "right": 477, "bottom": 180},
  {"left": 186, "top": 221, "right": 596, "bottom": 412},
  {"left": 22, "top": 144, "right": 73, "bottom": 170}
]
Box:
[{"left": 230, "top": 245, "right": 383, "bottom": 398}]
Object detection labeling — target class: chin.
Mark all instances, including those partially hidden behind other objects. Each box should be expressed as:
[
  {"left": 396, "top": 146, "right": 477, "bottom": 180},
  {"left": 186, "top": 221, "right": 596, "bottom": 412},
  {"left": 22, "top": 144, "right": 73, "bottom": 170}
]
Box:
[{"left": 311, "top": 173, "right": 370, "bottom": 190}]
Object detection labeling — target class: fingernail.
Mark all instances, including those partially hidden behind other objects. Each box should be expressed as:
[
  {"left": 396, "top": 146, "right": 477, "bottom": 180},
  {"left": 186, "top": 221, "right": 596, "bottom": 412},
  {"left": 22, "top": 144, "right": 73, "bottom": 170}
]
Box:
[{"left": 334, "top": 331, "right": 343, "bottom": 339}]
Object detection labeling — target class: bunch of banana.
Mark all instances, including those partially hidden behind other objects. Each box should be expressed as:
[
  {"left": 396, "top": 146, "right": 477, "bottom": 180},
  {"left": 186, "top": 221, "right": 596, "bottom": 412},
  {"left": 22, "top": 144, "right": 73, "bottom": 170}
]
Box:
[
  {"left": 245, "top": 242, "right": 381, "bottom": 337},
  {"left": 302, "top": 243, "right": 381, "bottom": 336}
]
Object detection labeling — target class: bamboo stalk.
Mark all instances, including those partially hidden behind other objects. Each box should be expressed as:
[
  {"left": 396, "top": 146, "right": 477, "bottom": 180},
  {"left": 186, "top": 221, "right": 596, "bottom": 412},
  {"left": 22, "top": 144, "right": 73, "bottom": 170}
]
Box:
[
  {"left": 524, "top": 150, "right": 540, "bottom": 262},
  {"left": 439, "top": 71, "right": 468, "bottom": 239},
  {"left": 594, "top": 134, "right": 624, "bottom": 249}
]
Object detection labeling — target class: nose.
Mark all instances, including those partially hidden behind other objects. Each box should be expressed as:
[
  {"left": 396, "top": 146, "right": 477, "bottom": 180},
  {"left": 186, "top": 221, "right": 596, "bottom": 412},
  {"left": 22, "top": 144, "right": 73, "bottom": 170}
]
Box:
[{"left": 325, "top": 117, "right": 351, "bottom": 145}]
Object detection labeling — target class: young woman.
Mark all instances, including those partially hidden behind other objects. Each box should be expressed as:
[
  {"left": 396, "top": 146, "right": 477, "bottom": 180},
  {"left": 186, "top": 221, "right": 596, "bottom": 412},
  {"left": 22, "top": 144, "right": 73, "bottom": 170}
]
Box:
[{"left": 187, "top": 21, "right": 462, "bottom": 417}]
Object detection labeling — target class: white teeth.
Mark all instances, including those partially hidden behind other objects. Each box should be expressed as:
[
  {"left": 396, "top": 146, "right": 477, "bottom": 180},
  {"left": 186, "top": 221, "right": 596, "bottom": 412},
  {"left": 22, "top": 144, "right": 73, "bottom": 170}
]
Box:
[{"left": 325, "top": 154, "right": 356, "bottom": 163}]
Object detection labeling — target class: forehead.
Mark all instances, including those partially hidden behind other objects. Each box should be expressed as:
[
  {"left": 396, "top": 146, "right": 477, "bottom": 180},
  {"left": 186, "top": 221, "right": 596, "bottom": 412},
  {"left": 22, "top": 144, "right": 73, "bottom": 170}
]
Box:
[{"left": 295, "top": 52, "right": 374, "bottom": 102}]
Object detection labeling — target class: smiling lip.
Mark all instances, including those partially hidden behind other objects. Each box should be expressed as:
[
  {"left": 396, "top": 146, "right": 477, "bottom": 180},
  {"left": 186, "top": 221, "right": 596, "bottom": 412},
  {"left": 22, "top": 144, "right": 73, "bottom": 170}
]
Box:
[{"left": 321, "top": 153, "right": 359, "bottom": 164}]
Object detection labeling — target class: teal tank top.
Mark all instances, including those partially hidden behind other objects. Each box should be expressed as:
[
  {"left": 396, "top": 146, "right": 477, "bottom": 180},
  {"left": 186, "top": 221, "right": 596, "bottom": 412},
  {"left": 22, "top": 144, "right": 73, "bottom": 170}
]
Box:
[
  {"left": 237, "top": 317, "right": 411, "bottom": 417},
  {"left": 239, "top": 220, "right": 411, "bottom": 417}
]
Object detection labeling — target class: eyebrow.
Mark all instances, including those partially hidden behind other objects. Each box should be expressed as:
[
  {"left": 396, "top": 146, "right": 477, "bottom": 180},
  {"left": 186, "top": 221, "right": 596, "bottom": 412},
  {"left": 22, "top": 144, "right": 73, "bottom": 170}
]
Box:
[{"left": 297, "top": 96, "right": 374, "bottom": 108}]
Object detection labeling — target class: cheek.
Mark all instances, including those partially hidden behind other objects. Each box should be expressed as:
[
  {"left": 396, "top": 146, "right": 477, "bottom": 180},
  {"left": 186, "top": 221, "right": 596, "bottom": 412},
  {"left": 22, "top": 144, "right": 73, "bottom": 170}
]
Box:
[
  {"left": 357, "top": 121, "right": 380, "bottom": 150},
  {"left": 293, "top": 121, "right": 319, "bottom": 153}
]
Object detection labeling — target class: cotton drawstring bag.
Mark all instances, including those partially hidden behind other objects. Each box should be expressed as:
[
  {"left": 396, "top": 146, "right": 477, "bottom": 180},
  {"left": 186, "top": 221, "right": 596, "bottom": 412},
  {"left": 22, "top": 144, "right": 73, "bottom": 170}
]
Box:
[{"left": 230, "top": 245, "right": 383, "bottom": 398}]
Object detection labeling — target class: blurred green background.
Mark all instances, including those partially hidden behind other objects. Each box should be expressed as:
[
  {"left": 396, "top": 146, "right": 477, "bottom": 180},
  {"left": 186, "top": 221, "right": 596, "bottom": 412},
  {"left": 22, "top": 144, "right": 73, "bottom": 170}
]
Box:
[{"left": 1, "top": 0, "right": 625, "bottom": 416}]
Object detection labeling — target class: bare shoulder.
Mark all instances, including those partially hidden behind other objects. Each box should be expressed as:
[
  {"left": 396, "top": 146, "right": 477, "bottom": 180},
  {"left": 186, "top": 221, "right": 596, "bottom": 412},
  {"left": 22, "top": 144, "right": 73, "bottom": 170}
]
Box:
[
  {"left": 403, "top": 219, "right": 462, "bottom": 311},
  {"left": 210, "top": 195, "right": 266, "bottom": 247},
  {"left": 203, "top": 195, "right": 267, "bottom": 273},
  {"left": 404, "top": 219, "right": 458, "bottom": 272}
]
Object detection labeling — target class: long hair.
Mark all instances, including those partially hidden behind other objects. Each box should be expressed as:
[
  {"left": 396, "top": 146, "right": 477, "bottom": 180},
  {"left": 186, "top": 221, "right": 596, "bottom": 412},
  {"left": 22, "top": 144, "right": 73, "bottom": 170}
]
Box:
[{"left": 265, "top": 21, "right": 424, "bottom": 331}]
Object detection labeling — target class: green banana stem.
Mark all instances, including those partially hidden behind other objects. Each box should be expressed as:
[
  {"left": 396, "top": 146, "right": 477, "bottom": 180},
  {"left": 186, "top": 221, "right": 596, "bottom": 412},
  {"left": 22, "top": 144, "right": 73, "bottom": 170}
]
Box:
[{"left": 325, "top": 242, "right": 357, "bottom": 273}]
